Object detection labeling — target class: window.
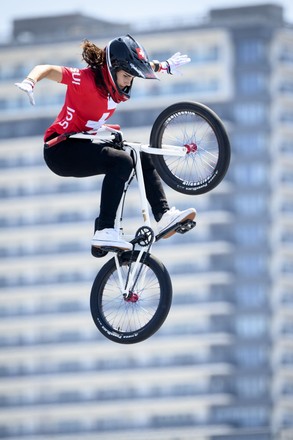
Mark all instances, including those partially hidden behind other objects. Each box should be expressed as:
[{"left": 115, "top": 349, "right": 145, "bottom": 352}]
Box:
[
  {"left": 234, "top": 195, "right": 267, "bottom": 216},
  {"left": 280, "top": 110, "right": 293, "bottom": 123},
  {"left": 234, "top": 254, "right": 267, "bottom": 275},
  {"left": 234, "top": 102, "right": 268, "bottom": 124},
  {"left": 233, "top": 162, "right": 268, "bottom": 185},
  {"left": 232, "top": 131, "right": 268, "bottom": 155},
  {"left": 234, "top": 345, "right": 268, "bottom": 367},
  {"left": 235, "top": 284, "right": 267, "bottom": 307},
  {"left": 237, "top": 72, "right": 268, "bottom": 95},
  {"left": 237, "top": 39, "right": 266, "bottom": 64},
  {"left": 234, "top": 223, "right": 267, "bottom": 245},
  {"left": 152, "top": 413, "right": 196, "bottom": 428},
  {"left": 279, "top": 80, "right": 293, "bottom": 94},
  {"left": 213, "top": 404, "right": 268, "bottom": 427},
  {"left": 281, "top": 140, "right": 293, "bottom": 153},
  {"left": 189, "top": 45, "right": 219, "bottom": 63},
  {"left": 235, "top": 376, "right": 268, "bottom": 397},
  {"left": 235, "top": 314, "right": 268, "bottom": 338},
  {"left": 279, "top": 46, "right": 293, "bottom": 63}
]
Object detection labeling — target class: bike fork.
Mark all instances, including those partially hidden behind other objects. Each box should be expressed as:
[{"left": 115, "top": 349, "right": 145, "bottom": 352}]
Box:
[{"left": 115, "top": 246, "right": 151, "bottom": 295}]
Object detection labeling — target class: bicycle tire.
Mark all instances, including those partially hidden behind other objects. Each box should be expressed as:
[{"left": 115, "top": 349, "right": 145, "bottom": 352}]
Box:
[
  {"left": 150, "top": 101, "right": 231, "bottom": 195},
  {"left": 90, "top": 250, "right": 172, "bottom": 344}
]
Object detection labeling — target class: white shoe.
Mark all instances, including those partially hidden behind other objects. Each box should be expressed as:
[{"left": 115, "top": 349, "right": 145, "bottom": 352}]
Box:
[
  {"left": 92, "top": 228, "right": 132, "bottom": 250},
  {"left": 157, "top": 207, "right": 196, "bottom": 238}
]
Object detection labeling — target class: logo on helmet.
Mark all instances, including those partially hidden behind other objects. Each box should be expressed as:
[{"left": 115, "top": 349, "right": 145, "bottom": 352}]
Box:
[{"left": 136, "top": 48, "right": 146, "bottom": 60}]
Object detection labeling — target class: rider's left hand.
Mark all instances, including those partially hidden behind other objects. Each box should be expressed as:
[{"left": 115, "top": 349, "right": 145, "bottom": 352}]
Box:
[
  {"left": 160, "top": 52, "right": 191, "bottom": 75},
  {"left": 15, "top": 79, "right": 35, "bottom": 105}
]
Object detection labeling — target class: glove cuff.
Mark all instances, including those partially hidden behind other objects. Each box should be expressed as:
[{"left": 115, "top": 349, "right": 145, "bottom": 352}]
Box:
[
  {"left": 160, "top": 61, "right": 172, "bottom": 75},
  {"left": 165, "top": 61, "right": 172, "bottom": 75},
  {"left": 25, "top": 77, "right": 36, "bottom": 88}
]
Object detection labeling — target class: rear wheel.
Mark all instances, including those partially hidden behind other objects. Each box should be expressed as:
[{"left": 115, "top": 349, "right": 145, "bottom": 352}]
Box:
[
  {"left": 90, "top": 251, "right": 173, "bottom": 344},
  {"left": 150, "top": 101, "right": 231, "bottom": 195}
]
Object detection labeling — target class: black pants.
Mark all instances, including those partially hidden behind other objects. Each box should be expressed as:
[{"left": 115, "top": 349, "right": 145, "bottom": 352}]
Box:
[{"left": 44, "top": 136, "right": 169, "bottom": 230}]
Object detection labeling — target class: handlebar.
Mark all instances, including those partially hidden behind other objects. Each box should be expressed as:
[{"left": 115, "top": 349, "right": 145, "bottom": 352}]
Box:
[
  {"left": 44, "top": 124, "right": 122, "bottom": 148},
  {"left": 44, "top": 125, "right": 186, "bottom": 157}
]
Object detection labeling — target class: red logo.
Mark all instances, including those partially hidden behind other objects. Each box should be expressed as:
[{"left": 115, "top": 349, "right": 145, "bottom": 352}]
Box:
[{"left": 136, "top": 48, "right": 146, "bottom": 60}]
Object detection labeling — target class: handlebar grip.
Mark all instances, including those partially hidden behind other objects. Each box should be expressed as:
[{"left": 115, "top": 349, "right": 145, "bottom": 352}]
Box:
[{"left": 44, "top": 132, "right": 75, "bottom": 148}]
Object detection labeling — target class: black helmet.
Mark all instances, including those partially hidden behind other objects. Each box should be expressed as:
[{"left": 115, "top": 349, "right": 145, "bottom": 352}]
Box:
[{"left": 105, "top": 34, "right": 158, "bottom": 102}]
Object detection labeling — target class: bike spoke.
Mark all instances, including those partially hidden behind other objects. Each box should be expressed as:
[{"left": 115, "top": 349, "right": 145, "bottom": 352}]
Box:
[
  {"left": 162, "top": 111, "right": 219, "bottom": 184},
  {"left": 99, "top": 264, "right": 161, "bottom": 333}
]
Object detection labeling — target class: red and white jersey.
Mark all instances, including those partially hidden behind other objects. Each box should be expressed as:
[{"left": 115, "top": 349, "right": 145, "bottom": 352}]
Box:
[{"left": 44, "top": 67, "right": 117, "bottom": 140}]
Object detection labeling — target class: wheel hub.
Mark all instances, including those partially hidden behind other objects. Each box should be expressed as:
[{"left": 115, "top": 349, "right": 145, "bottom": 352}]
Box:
[
  {"left": 184, "top": 142, "right": 198, "bottom": 153},
  {"left": 124, "top": 292, "right": 139, "bottom": 303}
]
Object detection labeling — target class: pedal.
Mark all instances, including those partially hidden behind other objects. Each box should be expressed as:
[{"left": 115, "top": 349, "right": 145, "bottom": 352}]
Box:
[
  {"left": 175, "top": 219, "right": 196, "bottom": 234},
  {"left": 91, "top": 246, "right": 108, "bottom": 258},
  {"left": 156, "top": 219, "right": 196, "bottom": 241}
]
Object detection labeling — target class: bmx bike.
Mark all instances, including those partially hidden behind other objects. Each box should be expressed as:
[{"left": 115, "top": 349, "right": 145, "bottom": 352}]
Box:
[{"left": 45, "top": 101, "right": 231, "bottom": 344}]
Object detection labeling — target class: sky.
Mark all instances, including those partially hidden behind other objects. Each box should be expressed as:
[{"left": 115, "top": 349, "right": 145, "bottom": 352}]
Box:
[{"left": 1, "top": 0, "right": 293, "bottom": 41}]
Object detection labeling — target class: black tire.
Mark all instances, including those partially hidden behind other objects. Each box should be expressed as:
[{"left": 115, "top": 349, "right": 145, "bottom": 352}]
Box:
[
  {"left": 90, "top": 251, "right": 173, "bottom": 344},
  {"left": 150, "top": 101, "right": 231, "bottom": 195}
]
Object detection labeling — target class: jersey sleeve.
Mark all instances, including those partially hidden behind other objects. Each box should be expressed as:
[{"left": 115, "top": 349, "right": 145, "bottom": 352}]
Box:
[{"left": 60, "top": 66, "right": 82, "bottom": 87}]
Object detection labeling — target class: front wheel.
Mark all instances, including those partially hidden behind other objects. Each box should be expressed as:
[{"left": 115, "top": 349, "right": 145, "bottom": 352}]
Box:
[
  {"left": 150, "top": 101, "right": 231, "bottom": 195},
  {"left": 90, "top": 251, "right": 173, "bottom": 344}
]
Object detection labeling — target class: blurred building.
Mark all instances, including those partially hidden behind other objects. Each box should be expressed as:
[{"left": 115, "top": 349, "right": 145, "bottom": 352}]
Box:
[{"left": 0, "top": 4, "right": 292, "bottom": 440}]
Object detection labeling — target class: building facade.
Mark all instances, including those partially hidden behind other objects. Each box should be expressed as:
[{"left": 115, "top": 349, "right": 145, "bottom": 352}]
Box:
[{"left": 0, "top": 4, "right": 292, "bottom": 440}]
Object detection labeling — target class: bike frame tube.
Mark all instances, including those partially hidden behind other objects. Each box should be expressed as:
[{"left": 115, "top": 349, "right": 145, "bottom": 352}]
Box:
[{"left": 114, "top": 145, "right": 152, "bottom": 295}]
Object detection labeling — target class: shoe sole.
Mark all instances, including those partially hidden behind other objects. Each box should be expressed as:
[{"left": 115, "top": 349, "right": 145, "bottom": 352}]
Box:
[
  {"left": 92, "top": 242, "right": 132, "bottom": 251},
  {"left": 162, "top": 211, "right": 196, "bottom": 239}
]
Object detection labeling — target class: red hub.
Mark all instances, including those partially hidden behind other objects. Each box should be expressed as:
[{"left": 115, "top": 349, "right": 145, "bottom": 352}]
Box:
[
  {"left": 124, "top": 292, "right": 139, "bottom": 303},
  {"left": 184, "top": 142, "right": 198, "bottom": 153}
]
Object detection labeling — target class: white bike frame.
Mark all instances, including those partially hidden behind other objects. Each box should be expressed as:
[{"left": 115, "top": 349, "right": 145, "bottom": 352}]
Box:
[{"left": 70, "top": 125, "right": 186, "bottom": 296}]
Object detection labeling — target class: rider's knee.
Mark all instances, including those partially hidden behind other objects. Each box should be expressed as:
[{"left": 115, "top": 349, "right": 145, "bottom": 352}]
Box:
[
  {"left": 112, "top": 151, "right": 133, "bottom": 181},
  {"left": 116, "top": 151, "right": 133, "bottom": 181},
  {"left": 102, "top": 147, "right": 133, "bottom": 180}
]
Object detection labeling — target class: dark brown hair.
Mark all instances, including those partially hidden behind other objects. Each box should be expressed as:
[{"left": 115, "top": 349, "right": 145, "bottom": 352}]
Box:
[
  {"left": 81, "top": 39, "right": 105, "bottom": 68},
  {"left": 81, "top": 39, "right": 106, "bottom": 88}
]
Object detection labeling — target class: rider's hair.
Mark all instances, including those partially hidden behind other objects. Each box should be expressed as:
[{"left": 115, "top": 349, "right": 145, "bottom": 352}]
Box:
[
  {"left": 81, "top": 39, "right": 105, "bottom": 68},
  {"left": 81, "top": 39, "right": 106, "bottom": 89}
]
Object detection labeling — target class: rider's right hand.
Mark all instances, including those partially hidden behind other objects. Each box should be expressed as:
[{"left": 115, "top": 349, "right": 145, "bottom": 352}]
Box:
[{"left": 14, "top": 79, "right": 35, "bottom": 106}]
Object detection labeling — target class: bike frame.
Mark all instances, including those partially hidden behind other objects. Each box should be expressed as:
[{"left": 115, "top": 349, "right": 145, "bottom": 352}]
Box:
[
  {"left": 79, "top": 102, "right": 230, "bottom": 343},
  {"left": 70, "top": 125, "right": 186, "bottom": 296}
]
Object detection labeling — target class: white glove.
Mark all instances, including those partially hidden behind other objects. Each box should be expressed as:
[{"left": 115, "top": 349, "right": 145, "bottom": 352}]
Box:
[
  {"left": 15, "top": 79, "right": 35, "bottom": 105},
  {"left": 160, "top": 52, "right": 191, "bottom": 75}
]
